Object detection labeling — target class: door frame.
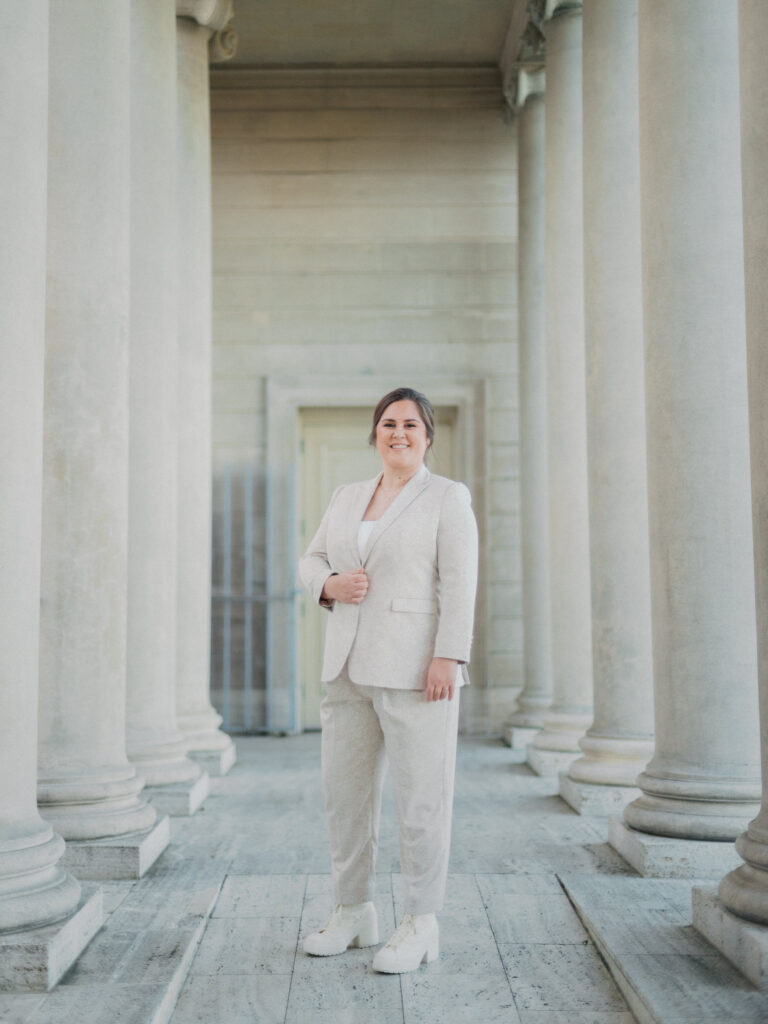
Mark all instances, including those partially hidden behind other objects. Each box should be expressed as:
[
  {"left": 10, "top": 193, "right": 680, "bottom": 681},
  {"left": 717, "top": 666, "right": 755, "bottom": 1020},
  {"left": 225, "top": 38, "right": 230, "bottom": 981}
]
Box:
[{"left": 265, "top": 373, "right": 488, "bottom": 733}]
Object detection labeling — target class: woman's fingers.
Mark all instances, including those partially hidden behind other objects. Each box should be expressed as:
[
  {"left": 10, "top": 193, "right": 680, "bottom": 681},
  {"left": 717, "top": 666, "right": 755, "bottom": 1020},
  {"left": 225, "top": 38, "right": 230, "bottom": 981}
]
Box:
[
  {"left": 340, "top": 569, "right": 368, "bottom": 603},
  {"left": 425, "top": 659, "right": 457, "bottom": 701}
]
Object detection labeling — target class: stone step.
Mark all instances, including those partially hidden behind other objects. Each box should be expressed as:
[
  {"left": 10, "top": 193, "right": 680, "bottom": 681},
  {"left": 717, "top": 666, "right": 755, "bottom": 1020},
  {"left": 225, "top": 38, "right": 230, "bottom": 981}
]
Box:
[
  {"left": 0, "top": 854, "right": 227, "bottom": 1024},
  {"left": 559, "top": 872, "right": 768, "bottom": 1024}
]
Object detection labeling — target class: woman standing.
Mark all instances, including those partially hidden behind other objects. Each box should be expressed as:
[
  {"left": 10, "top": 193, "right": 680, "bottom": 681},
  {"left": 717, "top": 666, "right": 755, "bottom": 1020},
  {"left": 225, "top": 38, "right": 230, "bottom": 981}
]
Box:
[{"left": 298, "top": 386, "right": 478, "bottom": 974}]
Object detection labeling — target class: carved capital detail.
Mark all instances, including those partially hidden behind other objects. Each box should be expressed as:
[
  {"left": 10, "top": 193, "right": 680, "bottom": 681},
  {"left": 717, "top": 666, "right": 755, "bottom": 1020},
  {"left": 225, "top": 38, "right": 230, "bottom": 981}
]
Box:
[
  {"left": 502, "top": 2, "right": 547, "bottom": 111},
  {"left": 546, "top": 0, "right": 582, "bottom": 19},
  {"left": 209, "top": 23, "right": 238, "bottom": 62},
  {"left": 176, "top": 0, "right": 234, "bottom": 32}
]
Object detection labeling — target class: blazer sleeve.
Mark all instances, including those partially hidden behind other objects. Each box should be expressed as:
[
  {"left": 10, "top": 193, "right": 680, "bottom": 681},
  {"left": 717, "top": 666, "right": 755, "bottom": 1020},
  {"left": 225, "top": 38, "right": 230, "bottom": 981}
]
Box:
[
  {"left": 434, "top": 482, "right": 478, "bottom": 663},
  {"left": 298, "top": 485, "right": 343, "bottom": 609}
]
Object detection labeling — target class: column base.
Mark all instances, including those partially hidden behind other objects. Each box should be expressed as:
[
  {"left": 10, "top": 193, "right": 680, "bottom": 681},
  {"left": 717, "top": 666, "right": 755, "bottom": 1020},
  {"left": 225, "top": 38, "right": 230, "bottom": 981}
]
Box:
[
  {"left": 503, "top": 725, "right": 540, "bottom": 762},
  {"left": 144, "top": 771, "right": 209, "bottom": 817},
  {"left": 567, "top": 734, "right": 653, "bottom": 788},
  {"left": 59, "top": 815, "right": 170, "bottom": 880},
  {"left": 128, "top": 745, "right": 203, "bottom": 788},
  {"left": 531, "top": 708, "right": 592, "bottom": 755},
  {"left": 0, "top": 885, "right": 104, "bottom": 991},
  {"left": 0, "top": 827, "right": 81, "bottom": 932},
  {"left": 188, "top": 741, "right": 236, "bottom": 777},
  {"left": 609, "top": 820, "right": 742, "bottom": 878},
  {"left": 37, "top": 766, "right": 158, "bottom": 842},
  {"left": 693, "top": 886, "right": 768, "bottom": 991},
  {"left": 526, "top": 744, "right": 579, "bottom": 777},
  {"left": 558, "top": 773, "right": 641, "bottom": 816}
]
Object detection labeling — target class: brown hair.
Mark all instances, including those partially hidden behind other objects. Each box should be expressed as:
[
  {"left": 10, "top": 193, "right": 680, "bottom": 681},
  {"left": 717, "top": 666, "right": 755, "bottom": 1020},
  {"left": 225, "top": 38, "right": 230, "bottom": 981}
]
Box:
[{"left": 368, "top": 387, "right": 435, "bottom": 454}]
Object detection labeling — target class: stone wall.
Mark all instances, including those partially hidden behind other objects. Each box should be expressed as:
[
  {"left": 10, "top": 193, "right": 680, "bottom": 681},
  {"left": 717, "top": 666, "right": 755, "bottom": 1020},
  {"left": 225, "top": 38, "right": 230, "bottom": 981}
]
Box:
[{"left": 209, "top": 68, "right": 521, "bottom": 734}]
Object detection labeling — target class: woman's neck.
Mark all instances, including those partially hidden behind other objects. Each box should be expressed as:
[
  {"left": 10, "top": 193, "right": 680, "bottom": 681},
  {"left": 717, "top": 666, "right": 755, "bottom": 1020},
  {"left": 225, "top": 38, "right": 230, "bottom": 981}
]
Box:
[{"left": 379, "top": 464, "right": 422, "bottom": 493}]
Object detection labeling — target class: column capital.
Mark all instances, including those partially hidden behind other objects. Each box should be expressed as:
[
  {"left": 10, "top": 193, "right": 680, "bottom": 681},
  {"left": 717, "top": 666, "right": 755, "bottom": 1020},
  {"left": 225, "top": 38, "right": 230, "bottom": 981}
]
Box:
[
  {"left": 546, "top": 0, "right": 582, "bottom": 19},
  {"left": 501, "top": 8, "right": 546, "bottom": 112},
  {"left": 208, "top": 24, "right": 238, "bottom": 62},
  {"left": 176, "top": 0, "right": 233, "bottom": 31}
]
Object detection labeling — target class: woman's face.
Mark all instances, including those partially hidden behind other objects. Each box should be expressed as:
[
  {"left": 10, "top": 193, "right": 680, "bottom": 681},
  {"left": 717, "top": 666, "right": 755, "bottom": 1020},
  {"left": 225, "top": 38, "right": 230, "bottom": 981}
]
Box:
[{"left": 374, "top": 399, "right": 430, "bottom": 473}]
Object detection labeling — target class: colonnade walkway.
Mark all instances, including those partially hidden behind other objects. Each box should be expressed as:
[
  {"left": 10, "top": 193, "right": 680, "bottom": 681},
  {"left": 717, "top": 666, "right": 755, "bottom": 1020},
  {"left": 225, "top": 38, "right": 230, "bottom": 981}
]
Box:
[{"left": 4, "top": 735, "right": 768, "bottom": 1024}]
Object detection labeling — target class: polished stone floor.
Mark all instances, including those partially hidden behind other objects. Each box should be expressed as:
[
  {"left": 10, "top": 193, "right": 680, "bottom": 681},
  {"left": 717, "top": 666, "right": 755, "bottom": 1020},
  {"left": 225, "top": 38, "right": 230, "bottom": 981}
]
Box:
[{"left": 4, "top": 734, "right": 766, "bottom": 1023}]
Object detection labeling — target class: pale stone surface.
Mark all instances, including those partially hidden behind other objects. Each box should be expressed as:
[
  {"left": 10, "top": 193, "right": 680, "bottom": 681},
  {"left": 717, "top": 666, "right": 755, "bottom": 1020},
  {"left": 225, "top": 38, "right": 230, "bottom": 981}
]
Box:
[
  {"left": 38, "top": 0, "right": 157, "bottom": 846},
  {"left": 559, "top": 774, "right": 641, "bottom": 817},
  {"left": 533, "top": 1, "right": 593, "bottom": 760},
  {"left": 714, "top": 0, "right": 768, "bottom": 930},
  {"left": 0, "top": 737, "right": 637, "bottom": 1020},
  {"left": 176, "top": 13, "right": 237, "bottom": 769},
  {"left": 172, "top": 975, "right": 291, "bottom": 1024},
  {"left": 505, "top": 726, "right": 540, "bottom": 763},
  {"left": 509, "top": 73, "right": 553, "bottom": 737},
  {"left": 127, "top": 0, "right": 202, "bottom": 794},
  {"left": 143, "top": 774, "right": 210, "bottom": 818},
  {"left": 610, "top": 821, "right": 743, "bottom": 880},
  {"left": 562, "top": 873, "right": 768, "bottom": 1023},
  {"left": 527, "top": 745, "right": 579, "bottom": 778},
  {"left": 569, "top": 0, "right": 654, "bottom": 797},
  {"left": 0, "top": 888, "right": 103, "bottom": 992},
  {"left": 499, "top": 943, "right": 628, "bottom": 1013},
  {"left": 693, "top": 887, "right": 768, "bottom": 992},
  {"left": 189, "top": 745, "right": 237, "bottom": 777},
  {"left": 60, "top": 817, "right": 170, "bottom": 881},
  {"left": 624, "top": 0, "right": 760, "bottom": 843},
  {"left": 0, "top": 0, "right": 83, "bottom": 939}
]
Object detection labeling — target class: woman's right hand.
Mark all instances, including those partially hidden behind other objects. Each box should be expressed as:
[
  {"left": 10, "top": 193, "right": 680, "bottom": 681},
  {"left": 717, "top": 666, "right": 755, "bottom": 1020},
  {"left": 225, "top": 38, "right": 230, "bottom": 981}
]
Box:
[{"left": 322, "top": 567, "right": 369, "bottom": 605}]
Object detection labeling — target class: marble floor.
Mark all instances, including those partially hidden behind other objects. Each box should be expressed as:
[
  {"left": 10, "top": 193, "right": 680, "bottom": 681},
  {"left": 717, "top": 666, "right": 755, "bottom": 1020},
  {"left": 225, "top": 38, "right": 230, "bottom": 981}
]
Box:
[{"left": 3, "top": 734, "right": 766, "bottom": 1023}]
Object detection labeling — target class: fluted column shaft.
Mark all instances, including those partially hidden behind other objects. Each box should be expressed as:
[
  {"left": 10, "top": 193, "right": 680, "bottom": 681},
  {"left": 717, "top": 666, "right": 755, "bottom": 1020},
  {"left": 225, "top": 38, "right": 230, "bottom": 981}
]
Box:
[
  {"left": 127, "top": 0, "right": 201, "bottom": 787},
  {"left": 533, "top": 0, "right": 593, "bottom": 756},
  {"left": 624, "top": 0, "right": 760, "bottom": 840},
  {"left": 568, "top": 0, "right": 654, "bottom": 789},
  {"left": 510, "top": 77, "right": 553, "bottom": 730},
  {"left": 175, "top": 10, "right": 235, "bottom": 763},
  {"left": 718, "top": 0, "right": 768, "bottom": 921},
  {"left": 0, "top": 0, "right": 81, "bottom": 931},
  {"left": 38, "top": 0, "right": 156, "bottom": 840}
]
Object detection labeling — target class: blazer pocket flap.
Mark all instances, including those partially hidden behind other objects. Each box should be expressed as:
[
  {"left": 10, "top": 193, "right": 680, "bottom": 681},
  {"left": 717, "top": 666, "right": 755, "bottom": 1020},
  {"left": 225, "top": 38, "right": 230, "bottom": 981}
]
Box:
[{"left": 391, "top": 597, "right": 438, "bottom": 614}]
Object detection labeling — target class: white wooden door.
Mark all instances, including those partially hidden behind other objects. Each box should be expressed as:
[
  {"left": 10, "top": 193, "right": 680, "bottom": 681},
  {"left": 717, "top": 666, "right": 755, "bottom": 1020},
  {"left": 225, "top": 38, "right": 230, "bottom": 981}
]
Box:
[{"left": 298, "top": 405, "right": 456, "bottom": 729}]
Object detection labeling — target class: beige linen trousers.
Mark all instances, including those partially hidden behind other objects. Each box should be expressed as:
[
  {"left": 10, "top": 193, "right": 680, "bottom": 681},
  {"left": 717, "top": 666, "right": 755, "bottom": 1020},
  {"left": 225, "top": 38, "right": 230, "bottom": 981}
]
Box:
[{"left": 299, "top": 465, "right": 478, "bottom": 914}]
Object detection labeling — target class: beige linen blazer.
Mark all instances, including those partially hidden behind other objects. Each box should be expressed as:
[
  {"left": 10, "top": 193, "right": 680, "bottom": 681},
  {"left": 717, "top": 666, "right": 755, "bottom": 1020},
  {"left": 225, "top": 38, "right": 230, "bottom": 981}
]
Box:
[{"left": 298, "top": 464, "right": 478, "bottom": 690}]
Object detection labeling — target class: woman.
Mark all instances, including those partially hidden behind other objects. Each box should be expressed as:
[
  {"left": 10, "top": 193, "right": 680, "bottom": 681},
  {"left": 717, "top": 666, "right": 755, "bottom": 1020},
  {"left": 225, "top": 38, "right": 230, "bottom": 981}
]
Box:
[{"left": 298, "top": 386, "right": 478, "bottom": 974}]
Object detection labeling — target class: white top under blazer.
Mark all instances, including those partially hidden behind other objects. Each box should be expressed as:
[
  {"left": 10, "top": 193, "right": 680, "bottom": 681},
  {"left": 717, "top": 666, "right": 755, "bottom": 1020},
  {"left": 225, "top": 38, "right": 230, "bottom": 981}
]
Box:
[{"left": 299, "top": 464, "right": 479, "bottom": 691}]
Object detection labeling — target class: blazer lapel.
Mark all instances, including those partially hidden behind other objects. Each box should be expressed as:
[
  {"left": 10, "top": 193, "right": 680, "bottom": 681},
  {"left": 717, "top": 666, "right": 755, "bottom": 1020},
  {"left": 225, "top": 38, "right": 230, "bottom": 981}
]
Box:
[
  {"left": 348, "top": 473, "right": 382, "bottom": 565},
  {"left": 361, "top": 464, "right": 431, "bottom": 564}
]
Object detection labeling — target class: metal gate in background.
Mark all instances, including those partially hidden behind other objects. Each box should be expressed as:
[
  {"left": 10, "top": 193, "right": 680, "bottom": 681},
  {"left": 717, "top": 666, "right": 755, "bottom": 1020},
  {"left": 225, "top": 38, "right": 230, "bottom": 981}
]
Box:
[{"left": 210, "top": 463, "right": 300, "bottom": 734}]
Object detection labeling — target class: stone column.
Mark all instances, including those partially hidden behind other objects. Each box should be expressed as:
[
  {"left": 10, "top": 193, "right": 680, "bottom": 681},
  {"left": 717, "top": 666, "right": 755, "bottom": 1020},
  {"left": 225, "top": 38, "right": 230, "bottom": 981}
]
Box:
[
  {"left": 0, "top": 6, "right": 103, "bottom": 980},
  {"left": 126, "top": 0, "right": 208, "bottom": 817},
  {"left": 611, "top": 0, "right": 761, "bottom": 879},
  {"left": 529, "top": 0, "right": 593, "bottom": 776},
  {"left": 504, "top": 66, "right": 554, "bottom": 756},
  {"left": 559, "top": 0, "right": 654, "bottom": 816},
  {"left": 37, "top": 0, "right": 168, "bottom": 878},
  {"left": 693, "top": 3, "right": 768, "bottom": 980},
  {"left": 175, "top": 1, "right": 236, "bottom": 775}
]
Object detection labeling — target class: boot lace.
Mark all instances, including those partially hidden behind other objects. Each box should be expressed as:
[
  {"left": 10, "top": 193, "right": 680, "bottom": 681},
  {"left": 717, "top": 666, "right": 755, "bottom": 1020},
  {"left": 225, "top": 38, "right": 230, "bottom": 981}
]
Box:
[
  {"left": 319, "top": 903, "right": 346, "bottom": 932},
  {"left": 385, "top": 914, "right": 417, "bottom": 949}
]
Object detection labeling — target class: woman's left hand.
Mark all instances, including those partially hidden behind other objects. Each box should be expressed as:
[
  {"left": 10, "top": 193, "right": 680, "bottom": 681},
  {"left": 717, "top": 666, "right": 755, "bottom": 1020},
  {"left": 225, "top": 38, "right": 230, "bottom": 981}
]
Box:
[{"left": 425, "top": 657, "right": 459, "bottom": 701}]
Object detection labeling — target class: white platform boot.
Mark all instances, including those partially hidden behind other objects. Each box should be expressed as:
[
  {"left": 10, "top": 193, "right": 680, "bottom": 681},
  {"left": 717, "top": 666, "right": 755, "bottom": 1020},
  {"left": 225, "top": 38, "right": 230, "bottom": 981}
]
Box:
[
  {"left": 303, "top": 901, "right": 379, "bottom": 956},
  {"left": 372, "top": 913, "right": 439, "bottom": 973}
]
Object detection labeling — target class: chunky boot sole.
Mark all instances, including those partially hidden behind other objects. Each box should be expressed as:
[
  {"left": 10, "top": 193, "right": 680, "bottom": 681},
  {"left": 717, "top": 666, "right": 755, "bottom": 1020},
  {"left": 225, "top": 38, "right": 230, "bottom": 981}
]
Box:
[
  {"left": 372, "top": 929, "right": 439, "bottom": 973},
  {"left": 303, "top": 908, "right": 379, "bottom": 956}
]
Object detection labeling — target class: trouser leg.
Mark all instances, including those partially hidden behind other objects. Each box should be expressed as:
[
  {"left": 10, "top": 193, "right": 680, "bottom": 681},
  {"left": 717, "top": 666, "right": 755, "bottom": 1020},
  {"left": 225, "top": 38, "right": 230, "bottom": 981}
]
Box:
[
  {"left": 320, "top": 668, "right": 386, "bottom": 905},
  {"left": 373, "top": 685, "right": 461, "bottom": 915}
]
